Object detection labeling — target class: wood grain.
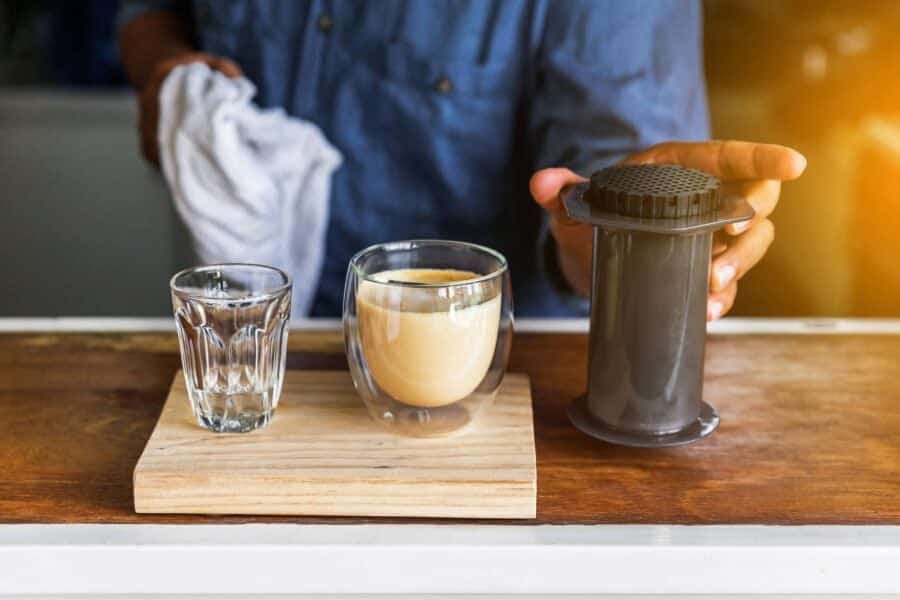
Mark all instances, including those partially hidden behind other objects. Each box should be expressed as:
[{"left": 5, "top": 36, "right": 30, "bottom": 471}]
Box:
[
  {"left": 134, "top": 371, "right": 536, "bottom": 519},
  {"left": 2, "top": 330, "right": 900, "bottom": 524}
]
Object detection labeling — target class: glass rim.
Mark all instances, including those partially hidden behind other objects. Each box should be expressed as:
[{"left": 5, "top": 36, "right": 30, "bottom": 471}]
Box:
[
  {"left": 349, "top": 239, "right": 508, "bottom": 288},
  {"left": 170, "top": 263, "right": 292, "bottom": 301}
]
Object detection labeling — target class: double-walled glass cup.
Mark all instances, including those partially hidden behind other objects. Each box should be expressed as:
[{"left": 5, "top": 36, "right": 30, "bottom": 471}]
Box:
[
  {"left": 343, "top": 240, "right": 513, "bottom": 437},
  {"left": 171, "top": 264, "right": 291, "bottom": 433}
]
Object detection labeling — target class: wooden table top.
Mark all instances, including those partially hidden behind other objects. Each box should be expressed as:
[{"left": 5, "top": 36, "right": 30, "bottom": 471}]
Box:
[{"left": 2, "top": 329, "right": 899, "bottom": 525}]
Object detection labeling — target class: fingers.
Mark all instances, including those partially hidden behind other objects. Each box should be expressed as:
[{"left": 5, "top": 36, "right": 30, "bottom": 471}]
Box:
[
  {"left": 149, "top": 52, "right": 242, "bottom": 90},
  {"left": 137, "top": 53, "right": 243, "bottom": 167},
  {"left": 723, "top": 179, "right": 780, "bottom": 235},
  {"left": 708, "top": 281, "right": 737, "bottom": 321},
  {"left": 710, "top": 218, "right": 775, "bottom": 293},
  {"left": 712, "top": 231, "right": 729, "bottom": 256},
  {"left": 625, "top": 140, "right": 806, "bottom": 182},
  {"left": 209, "top": 56, "right": 243, "bottom": 78}
]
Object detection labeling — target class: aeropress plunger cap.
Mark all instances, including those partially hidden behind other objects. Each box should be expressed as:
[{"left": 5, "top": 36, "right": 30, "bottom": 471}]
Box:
[
  {"left": 564, "top": 163, "right": 754, "bottom": 233},
  {"left": 562, "top": 164, "right": 753, "bottom": 447}
]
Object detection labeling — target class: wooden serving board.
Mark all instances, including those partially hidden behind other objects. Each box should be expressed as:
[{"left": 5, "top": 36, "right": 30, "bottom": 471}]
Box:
[{"left": 133, "top": 371, "right": 536, "bottom": 519}]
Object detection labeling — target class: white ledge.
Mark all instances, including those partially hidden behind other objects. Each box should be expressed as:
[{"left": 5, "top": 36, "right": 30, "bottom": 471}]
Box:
[
  {"left": 1, "top": 524, "right": 900, "bottom": 595},
  {"left": 2, "top": 316, "right": 900, "bottom": 335}
]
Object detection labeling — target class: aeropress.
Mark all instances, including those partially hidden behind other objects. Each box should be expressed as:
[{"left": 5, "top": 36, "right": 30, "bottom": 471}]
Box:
[{"left": 562, "top": 164, "right": 754, "bottom": 447}]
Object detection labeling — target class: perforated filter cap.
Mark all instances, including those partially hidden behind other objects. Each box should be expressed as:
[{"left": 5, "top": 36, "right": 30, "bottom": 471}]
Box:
[
  {"left": 562, "top": 163, "right": 754, "bottom": 235},
  {"left": 588, "top": 164, "right": 720, "bottom": 219}
]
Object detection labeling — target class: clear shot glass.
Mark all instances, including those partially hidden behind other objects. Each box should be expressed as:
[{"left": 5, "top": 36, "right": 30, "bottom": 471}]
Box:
[
  {"left": 171, "top": 264, "right": 291, "bottom": 433},
  {"left": 343, "top": 240, "right": 513, "bottom": 437}
]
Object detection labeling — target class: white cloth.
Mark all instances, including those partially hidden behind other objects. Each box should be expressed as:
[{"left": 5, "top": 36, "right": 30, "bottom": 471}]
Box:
[{"left": 158, "top": 63, "right": 342, "bottom": 316}]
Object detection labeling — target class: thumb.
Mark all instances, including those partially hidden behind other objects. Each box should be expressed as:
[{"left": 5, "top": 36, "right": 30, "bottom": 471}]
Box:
[
  {"left": 530, "top": 167, "right": 591, "bottom": 235},
  {"left": 530, "top": 168, "right": 586, "bottom": 213}
]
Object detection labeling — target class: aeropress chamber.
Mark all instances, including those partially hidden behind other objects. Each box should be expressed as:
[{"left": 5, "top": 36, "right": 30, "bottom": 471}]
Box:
[{"left": 562, "top": 164, "right": 754, "bottom": 447}]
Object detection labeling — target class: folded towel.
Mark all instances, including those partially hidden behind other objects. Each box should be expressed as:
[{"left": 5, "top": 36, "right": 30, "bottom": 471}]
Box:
[{"left": 158, "top": 63, "right": 342, "bottom": 316}]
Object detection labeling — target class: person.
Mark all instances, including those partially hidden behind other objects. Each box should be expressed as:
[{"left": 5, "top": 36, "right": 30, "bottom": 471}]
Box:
[{"left": 117, "top": 0, "right": 805, "bottom": 318}]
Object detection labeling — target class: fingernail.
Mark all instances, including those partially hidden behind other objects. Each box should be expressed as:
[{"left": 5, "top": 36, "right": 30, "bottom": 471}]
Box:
[
  {"left": 791, "top": 151, "right": 808, "bottom": 175},
  {"left": 732, "top": 220, "right": 751, "bottom": 234},
  {"left": 708, "top": 301, "right": 723, "bottom": 321},
  {"left": 716, "top": 264, "right": 736, "bottom": 289}
]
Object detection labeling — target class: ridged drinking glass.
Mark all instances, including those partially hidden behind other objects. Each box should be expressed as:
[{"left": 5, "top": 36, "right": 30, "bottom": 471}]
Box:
[{"left": 171, "top": 264, "right": 291, "bottom": 433}]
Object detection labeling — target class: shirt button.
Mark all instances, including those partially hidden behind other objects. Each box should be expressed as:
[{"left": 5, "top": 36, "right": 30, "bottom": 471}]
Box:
[
  {"left": 317, "top": 14, "right": 334, "bottom": 33},
  {"left": 434, "top": 76, "right": 453, "bottom": 94}
]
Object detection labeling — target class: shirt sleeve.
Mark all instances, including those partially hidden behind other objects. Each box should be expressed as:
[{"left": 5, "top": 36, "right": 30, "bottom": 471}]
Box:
[
  {"left": 529, "top": 0, "right": 710, "bottom": 175},
  {"left": 116, "top": 0, "right": 182, "bottom": 33},
  {"left": 530, "top": 0, "right": 710, "bottom": 307}
]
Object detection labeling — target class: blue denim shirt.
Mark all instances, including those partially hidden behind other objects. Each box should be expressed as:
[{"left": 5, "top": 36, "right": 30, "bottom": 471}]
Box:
[{"left": 120, "top": 0, "right": 709, "bottom": 317}]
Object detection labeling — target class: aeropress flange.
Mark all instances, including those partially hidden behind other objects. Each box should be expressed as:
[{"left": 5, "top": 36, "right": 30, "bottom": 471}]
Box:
[{"left": 562, "top": 164, "right": 754, "bottom": 447}]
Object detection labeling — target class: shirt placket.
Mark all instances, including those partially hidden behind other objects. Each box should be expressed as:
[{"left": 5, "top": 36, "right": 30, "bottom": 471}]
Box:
[{"left": 293, "top": 0, "right": 333, "bottom": 117}]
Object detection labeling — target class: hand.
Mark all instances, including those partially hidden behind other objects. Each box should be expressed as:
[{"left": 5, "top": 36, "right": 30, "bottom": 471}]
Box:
[
  {"left": 530, "top": 141, "right": 807, "bottom": 320},
  {"left": 137, "top": 53, "right": 242, "bottom": 165}
]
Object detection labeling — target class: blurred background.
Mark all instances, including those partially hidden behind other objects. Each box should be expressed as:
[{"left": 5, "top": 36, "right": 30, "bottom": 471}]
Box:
[{"left": 1, "top": 0, "right": 899, "bottom": 317}]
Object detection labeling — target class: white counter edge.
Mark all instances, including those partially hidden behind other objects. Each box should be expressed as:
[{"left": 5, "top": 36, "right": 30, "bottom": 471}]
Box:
[
  {"left": 1, "top": 524, "right": 899, "bottom": 595},
  {"left": 3, "top": 316, "right": 900, "bottom": 334}
]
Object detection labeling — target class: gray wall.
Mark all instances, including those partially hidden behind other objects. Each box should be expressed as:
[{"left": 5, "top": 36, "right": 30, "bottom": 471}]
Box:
[{"left": 0, "top": 90, "right": 194, "bottom": 316}]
